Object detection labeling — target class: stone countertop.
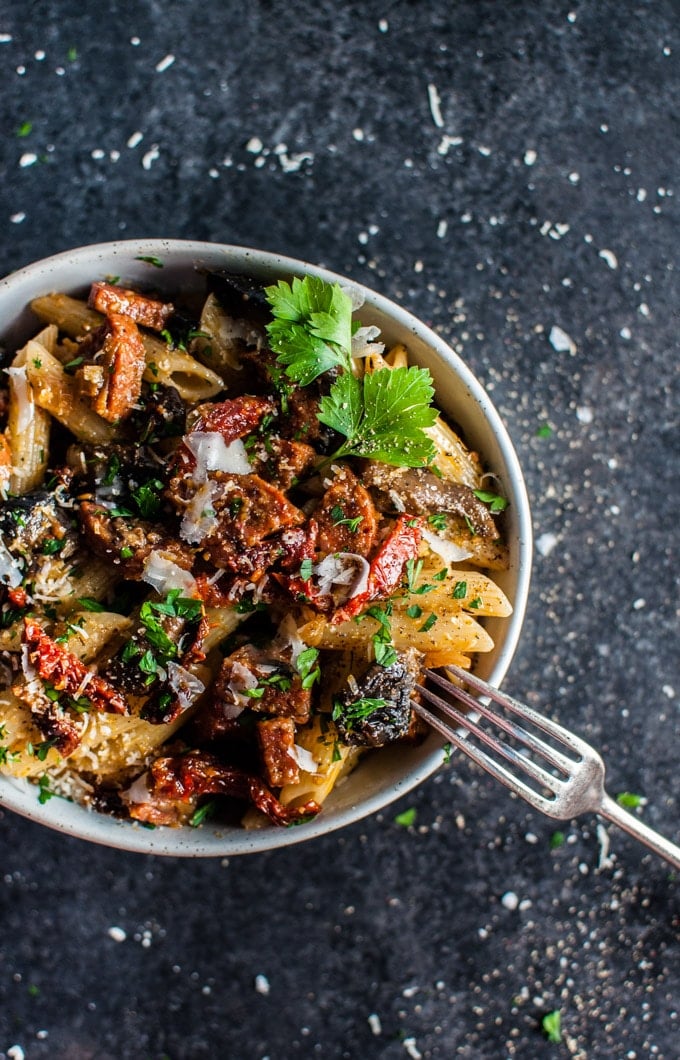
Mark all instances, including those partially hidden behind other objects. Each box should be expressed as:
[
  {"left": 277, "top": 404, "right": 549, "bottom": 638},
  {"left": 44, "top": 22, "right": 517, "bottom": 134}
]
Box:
[{"left": 0, "top": 2, "right": 678, "bottom": 1058}]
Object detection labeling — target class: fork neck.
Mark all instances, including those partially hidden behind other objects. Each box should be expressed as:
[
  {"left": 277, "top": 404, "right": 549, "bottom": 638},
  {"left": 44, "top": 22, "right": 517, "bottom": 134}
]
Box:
[{"left": 599, "top": 793, "right": 680, "bottom": 871}]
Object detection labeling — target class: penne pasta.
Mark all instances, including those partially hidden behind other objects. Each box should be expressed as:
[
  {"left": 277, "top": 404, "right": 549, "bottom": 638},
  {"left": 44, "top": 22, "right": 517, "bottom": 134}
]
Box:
[
  {"left": 7, "top": 333, "right": 55, "bottom": 494},
  {"left": 31, "top": 293, "right": 225, "bottom": 401},
  {"left": 25, "top": 346, "right": 116, "bottom": 444}
]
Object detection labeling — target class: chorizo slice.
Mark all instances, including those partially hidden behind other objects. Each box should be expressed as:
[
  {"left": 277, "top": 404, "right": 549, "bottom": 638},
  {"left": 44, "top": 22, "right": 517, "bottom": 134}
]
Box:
[
  {"left": 89, "top": 312, "right": 146, "bottom": 422},
  {"left": 78, "top": 501, "right": 194, "bottom": 577},
  {"left": 257, "top": 717, "right": 300, "bottom": 788},
  {"left": 89, "top": 281, "right": 174, "bottom": 332},
  {"left": 315, "top": 465, "right": 379, "bottom": 557}
]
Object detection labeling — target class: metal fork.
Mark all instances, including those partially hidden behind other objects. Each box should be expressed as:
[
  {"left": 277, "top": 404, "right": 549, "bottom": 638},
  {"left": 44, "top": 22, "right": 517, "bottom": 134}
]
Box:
[{"left": 413, "top": 666, "right": 680, "bottom": 870}]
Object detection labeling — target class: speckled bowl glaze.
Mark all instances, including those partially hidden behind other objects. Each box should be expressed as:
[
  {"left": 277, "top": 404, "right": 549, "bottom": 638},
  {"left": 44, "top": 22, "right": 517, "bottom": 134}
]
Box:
[{"left": 0, "top": 240, "right": 532, "bottom": 855}]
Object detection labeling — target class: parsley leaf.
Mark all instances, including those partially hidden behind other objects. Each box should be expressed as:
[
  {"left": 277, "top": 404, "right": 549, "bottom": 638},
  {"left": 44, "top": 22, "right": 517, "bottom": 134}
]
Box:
[
  {"left": 319, "top": 367, "right": 437, "bottom": 467},
  {"left": 265, "top": 276, "right": 353, "bottom": 384},
  {"left": 394, "top": 807, "right": 417, "bottom": 827},
  {"left": 473, "top": 488, "right": 508, "bottom": 513}
]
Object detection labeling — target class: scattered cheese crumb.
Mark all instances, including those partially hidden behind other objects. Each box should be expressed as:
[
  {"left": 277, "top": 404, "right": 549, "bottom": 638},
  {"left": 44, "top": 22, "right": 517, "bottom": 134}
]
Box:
[
  {"left": 91, "top": 148, "right": 105, "bottom": 160},
  {"left": 638, "top": 302, "right": 650, "bottom": 317},
  {"left": 576, "top": 405, "right": 593, "bottom": 424},
  {"left": 254, "top": 973, "right": 270, "bottom": 995},
  {"left": 378, "top": 18, "right": 388, "bottom": 32},
  {"left": 141, "top": 144, "right": 160, "bottom": 170},
  {"left": 598, "top": 248, "right": 618, "bottom": 269},
  {"left": 620, "top": 326, "right": 631, "bottom": 339},
  {"left": 662, "top": 685, "right": 675, "bottom": 699},
  {"left": 636, "top": 188, "right": 647, "bottom": 202},
  {"left": 549, "top": 325, "right": 576, "bottom": 354},
  {"left": 403, "top": 1037, "right": 422, "bottom": 1060},
  {"left": 352, "top": 127, "right": 365, "bottom": 141},
  {"left": 245, "top": 136, "right": 263, "bottom": 154},
  {"left": 501, "top": 891, "right": 519, "bottom": 910},
  {"left": 19, "top": 153, "right": 38, "bottom": 168},
  {"left": 523, "top": 149, "right": 537, "bottom": 166},
  {"left": 536, "top": 532, "right": 558, "bottom": 557},
  {"left": 10, "top": 211, "right": 26, "bottom": 224},
  {"left": 632, "top": 598, "right": 646, "bottom": 610},
  {"left": 427, "top": 83, "right": 444, "bottom": 128},
  {"left": 0, "top": 33, "right": 13, "bottom": 43},
  {"left": 437, "top": 134, "right": 463, "bottom": 156},
  {"left": 7, "top": 1047, "right": 25, "bottom": 1060},
  {"left": 107, "top": 926, "right": 127, "bottom": 942},
  {"left": 568, "top": 171, "right": 580, "bottom": 184},
  {"left": 155, "top": 54, "right": 175, "bottom": 72},
  {"left": 367, "top": 1013, "right": 382, "bottom": 1036},
  {"left": 127, "top": 130, "right": 144, "bottom": 149},
  {"left": 436, "top": 219, "right": 448, "bottom": 238}
]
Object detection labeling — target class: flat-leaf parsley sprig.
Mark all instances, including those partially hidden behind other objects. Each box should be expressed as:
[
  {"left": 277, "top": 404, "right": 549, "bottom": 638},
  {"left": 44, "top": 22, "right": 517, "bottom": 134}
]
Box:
[{"left": 264, "top": 276, "right": 438, "bottom": 468}]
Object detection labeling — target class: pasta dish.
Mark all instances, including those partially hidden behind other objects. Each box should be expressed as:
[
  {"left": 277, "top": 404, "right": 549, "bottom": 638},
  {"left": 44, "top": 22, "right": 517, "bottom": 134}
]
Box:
[{"left": 0, "top": 269, "right": 511, "bottom": 828}]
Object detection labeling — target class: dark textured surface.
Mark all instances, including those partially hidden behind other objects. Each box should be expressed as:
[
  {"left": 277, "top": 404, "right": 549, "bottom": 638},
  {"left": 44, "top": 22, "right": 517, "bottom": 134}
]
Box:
[{"left": 0, "top": 2, "right": 678, "bottom": 1058}]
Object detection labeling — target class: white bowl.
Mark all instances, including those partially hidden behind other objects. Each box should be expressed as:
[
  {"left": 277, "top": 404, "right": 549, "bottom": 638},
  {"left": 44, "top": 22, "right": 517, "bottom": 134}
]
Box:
[{"left": 0, "top": 240, "right": 532, "bottom": 855}]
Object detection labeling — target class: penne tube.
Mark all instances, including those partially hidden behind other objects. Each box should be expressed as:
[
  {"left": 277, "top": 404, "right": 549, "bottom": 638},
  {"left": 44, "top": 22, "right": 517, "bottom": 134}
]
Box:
[
  {"left": 31, "top": 293, "right": 225, "bottom": 401},
  {"left": 300, "top": 608, "right": 495, "bottom": 656},
  {"left": 25, "top": 346, "right": 116, "bottom": 444},
  {"left": 7, "top": 337, "right": 54, "bottom": 494}
]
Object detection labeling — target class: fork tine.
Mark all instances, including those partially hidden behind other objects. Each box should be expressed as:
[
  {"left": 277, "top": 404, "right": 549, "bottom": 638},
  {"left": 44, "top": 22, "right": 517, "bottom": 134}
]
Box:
[
  {"left": 429, "top": 666, "right": 591, "bottom": 760},
  {"left": 412, "top": 700, "right": 552, "bottom": 807},
  {"left": 416, "top": 684, "right": 565, "bottom": 795},
  {"left": 422, "top": 672, "right": 576, "bottom": 776}
]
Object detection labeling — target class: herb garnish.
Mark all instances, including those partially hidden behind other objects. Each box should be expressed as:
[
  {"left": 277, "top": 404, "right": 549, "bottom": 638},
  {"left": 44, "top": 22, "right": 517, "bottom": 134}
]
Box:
[
  {"left": 330, "top": 505, "right": 363, "bottom": 532},
  {"left": 264, "top": 276, "right": 438, "bottom": 467},
  {"left": 332, "top": 696, "right": 388, "bottom": 727},
  {"left": 296, "top": 647, "right": 321, "bottom": 690},
  {"left": 135, "top": 255, "right": 164, "bottom": 268},
  {"left": 394, "top": 807, "right": 417, "bottom": 827},
  {"left": 473, "top": 489, "right": 508, "bottom": 513}
]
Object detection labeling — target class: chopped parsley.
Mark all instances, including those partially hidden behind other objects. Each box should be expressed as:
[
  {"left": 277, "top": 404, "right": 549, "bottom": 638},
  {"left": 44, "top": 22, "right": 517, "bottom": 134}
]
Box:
[
  {"left": 549, "top": 830, "right": 566, "bottom": 849},
  {"left": 296, "top": 647, "right": 321, "bottom": 690},
  {"left": 365, "top": 602, "right": 398, "bottom": 668},
  {"left": 37, "top": 774, "right": 56, "bottom": 804},
  {"left": 541, "top": 1010, "right": 562, "bottom": 1044},
  {"left": 76, "top": 597, "right": 105, "bottom": 612},
  {"left": 41, "top": 537, "right": 65, "bottom": 555},
  {"left": 468, "top": 596, "right": 482, "bottom": 609},
  {"left": 332, "top": 696, "right": 388, "bottom": 727},
  {"left": 330, "top": 505, "right": 363, "bottom": 532},
  {"left": 189, "top": 800, "right": 218, "bottom": 827},
  {"left": 616, "top": 791, "right": 643, "bottom": 809},
  {"left": 442, "top": 742, "right": 452, "bottom": 764},
  {"left": 452, "top": 580, "right": 468, "bottom": 600},
  {"left": 427, "top": 513, "right": 448, "bottom": 532},
  {"left": 418, "top": 612, "right": 438, "bottom": 633},
  {"left": 131, "top": 479, "right": 164, "bottom": 520},
  {"left": 135, "top": 255, "right": 164, "bottom": 268},
  {"left": 299, "top": 558, "right": 314, "bottom": 581},
  {"left": 17, "top": 121, "right": 33, "bottom": 138},
  {"left": 473, "top": 489, "right": 508, "bottom": 513},
  {"left": 394, "top": 807, "right": 417, "bottom": 827},
  {"left": 536, "top": 423, "right": 553, "bottom": 438},
  {"left": 406, "top": 604, "right": 423, "bottom": 620}
]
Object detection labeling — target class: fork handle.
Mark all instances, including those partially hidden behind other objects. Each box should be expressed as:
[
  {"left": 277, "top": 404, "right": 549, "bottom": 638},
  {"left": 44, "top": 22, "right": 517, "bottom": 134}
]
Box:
[{"left": 600, "top": 793, "right": 680, "bottom": 871}]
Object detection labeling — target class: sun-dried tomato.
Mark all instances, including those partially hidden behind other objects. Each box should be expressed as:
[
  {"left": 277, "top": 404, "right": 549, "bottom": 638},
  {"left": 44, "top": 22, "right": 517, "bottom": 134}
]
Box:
[
  {"left": 147, "top": 751, "right": 320, "bottom": 826},
  {"left": 23, "top": 618, "right": 129, "bottom": 715}
]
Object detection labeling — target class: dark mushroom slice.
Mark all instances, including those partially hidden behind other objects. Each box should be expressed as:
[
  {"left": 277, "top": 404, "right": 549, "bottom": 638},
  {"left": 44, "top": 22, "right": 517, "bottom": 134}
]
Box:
[
  {"left": 361, "top": 463, "right": 499, "bottom": 539},
  {"left": 332, "top": 648, "right": 422, "bottom": 748}
]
